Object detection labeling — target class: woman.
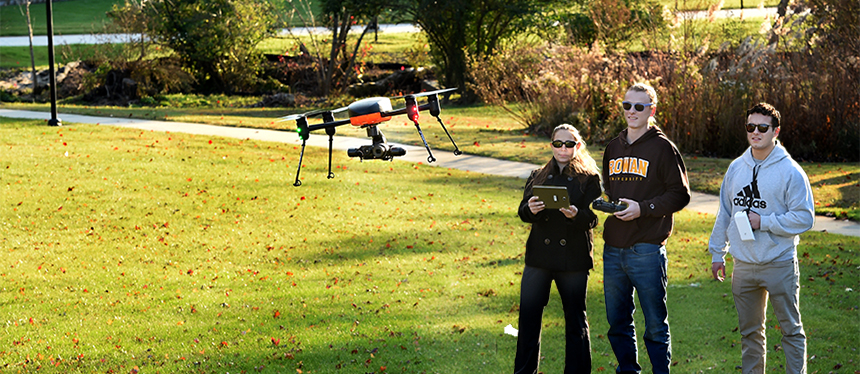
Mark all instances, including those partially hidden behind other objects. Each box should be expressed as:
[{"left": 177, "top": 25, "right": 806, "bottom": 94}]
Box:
[{"left": 514, "top": 124, "right": 602, "bottom": 374}]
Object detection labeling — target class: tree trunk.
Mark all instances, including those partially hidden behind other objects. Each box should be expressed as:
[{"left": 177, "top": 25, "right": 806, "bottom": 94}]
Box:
[
  {"left": 341, "top": 21, "right": 374, "bottom": 89},
  {"left": 16, "top": 0, "right": 38, "bottom": 101},
  {"left": 323, "top": 13, "right": 341, "bottom": 97}
]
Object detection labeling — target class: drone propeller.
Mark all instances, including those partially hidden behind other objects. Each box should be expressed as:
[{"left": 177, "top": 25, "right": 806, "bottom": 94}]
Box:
[
  {"left": 278, "top": 106, "right": 348, "bottom": 122},
  {"left": 391, "top": 87, "right": 458, "bottom": 100},
  {"left": 278, "top": 113, "right": 307, "bottom": 122}
]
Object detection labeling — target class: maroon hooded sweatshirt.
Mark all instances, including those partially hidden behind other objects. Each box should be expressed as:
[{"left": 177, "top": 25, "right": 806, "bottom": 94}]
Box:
[{"left": 601, "top": 126, "right": 691, "bottom": 248}]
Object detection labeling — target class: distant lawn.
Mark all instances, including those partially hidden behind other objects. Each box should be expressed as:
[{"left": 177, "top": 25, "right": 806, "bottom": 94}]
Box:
[
  {"left": 0, "top": 117, "right": 856, "bottom": 373},
  {"left": 0, "top": 43, "right": 119, "bottom": 70},
  {"left": 0, "top": 0, "right": 118, "bottom": 36}
]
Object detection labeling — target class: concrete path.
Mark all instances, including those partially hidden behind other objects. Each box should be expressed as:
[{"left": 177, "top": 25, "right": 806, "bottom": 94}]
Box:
[
  {"left": 1, "top": 109, "right": 857, "bottom": 238},
  {"left": 0, "top": 24, "right": 424, "bottom": 47}
]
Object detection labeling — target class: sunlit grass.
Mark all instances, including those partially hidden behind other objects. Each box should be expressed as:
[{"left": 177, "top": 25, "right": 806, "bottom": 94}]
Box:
[
  {"left": 4, "top": 101, "right": 858, "bottom": 220},
  {"left": 0, "top": 0, "right": 115, "bottom": 37},
  {"left": 1, "top": 117, "right": 857, "bottom": 373}
]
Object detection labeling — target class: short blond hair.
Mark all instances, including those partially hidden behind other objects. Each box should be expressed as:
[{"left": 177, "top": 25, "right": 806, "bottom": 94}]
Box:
[
  {"left": 627, "top": 82, "right": 658, "bottom": 106},
  {"left": 627, "top": 82, "right": 658, "bottom": 126}
]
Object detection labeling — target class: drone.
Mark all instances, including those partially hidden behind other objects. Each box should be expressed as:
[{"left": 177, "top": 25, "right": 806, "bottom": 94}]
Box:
[{"left": 280, "top": 88, "right": 462, "bottom": 186}]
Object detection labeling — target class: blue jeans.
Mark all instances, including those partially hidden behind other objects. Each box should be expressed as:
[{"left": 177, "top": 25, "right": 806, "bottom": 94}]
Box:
[{"left": 603, "top": 243, "right": 671, "bottom": 374}]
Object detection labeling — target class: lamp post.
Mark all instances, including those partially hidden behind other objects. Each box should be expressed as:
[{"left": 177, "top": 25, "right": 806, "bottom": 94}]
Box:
[{"left": 46, "top": 0, "right": 62, "bottom": 127}]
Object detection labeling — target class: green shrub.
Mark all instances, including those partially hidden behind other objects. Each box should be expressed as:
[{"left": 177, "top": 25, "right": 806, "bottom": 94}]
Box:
[{"left": 107, "top": 0, "right": 277, "bottom": 94}]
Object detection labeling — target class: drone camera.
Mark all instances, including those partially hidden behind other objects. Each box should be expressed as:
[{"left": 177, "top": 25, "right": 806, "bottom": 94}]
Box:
[{"left": 347, "top": 144, "right": 406, "bottom": 160}]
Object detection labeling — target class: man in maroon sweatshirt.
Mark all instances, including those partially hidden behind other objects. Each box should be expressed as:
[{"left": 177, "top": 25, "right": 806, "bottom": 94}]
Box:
[{"left": 601, "top": 82, "right": 690, "bottom": 374}]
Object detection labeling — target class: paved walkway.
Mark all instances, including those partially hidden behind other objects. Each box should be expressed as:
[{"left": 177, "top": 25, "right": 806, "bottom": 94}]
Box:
[
  {"left": 0, "top": 24, "right": 424, "bottom": 47},
  {"left": 1, "top": 109, "right": 857, "bottom": 237}
]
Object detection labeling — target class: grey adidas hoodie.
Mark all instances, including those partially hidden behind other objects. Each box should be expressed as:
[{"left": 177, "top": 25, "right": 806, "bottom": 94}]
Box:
[{"left": 709, "top": 142, "right": 815, "bottom": 264}]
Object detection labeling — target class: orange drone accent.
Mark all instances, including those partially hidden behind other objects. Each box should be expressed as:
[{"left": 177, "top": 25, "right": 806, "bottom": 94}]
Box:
[
  {"left": 349, "top": 112, "right": 392, "bottom": 126},
  {"left": 348, "top": 97, "right": 394, "bottom": 126}
]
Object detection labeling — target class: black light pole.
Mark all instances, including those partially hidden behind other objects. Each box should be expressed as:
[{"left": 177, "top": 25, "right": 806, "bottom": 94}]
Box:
[{"left": 46, "top": 0, "right": 62, "bottom": 127}]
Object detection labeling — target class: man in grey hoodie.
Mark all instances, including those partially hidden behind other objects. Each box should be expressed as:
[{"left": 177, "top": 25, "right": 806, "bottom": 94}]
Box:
[{"left": 708, "top": 102, "right": 815, "bottom": 374}]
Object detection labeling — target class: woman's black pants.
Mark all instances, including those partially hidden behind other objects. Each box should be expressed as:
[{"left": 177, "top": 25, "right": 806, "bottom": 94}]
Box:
[{"left": 514, "top": 265, "right": 591, "bottom": 374}]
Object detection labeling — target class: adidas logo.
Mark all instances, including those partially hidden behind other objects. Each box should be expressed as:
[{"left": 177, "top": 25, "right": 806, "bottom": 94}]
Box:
[{"left": 733, "top": 180, "right": 768, "bottom": 209}]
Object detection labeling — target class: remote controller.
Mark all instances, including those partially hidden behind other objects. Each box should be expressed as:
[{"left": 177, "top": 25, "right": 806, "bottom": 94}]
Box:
[{"left": 592, "top": 198, "right": 628, "bottom": 213}]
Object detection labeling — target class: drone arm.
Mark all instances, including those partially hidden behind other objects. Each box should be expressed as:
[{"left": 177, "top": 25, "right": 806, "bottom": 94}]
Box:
[
  {"left": 381, "top": 103, "right": 437, "bottom": 118},
  {"left": 380, "top": 107, "right": 408, "bottom": 118},
  {"left": 308, "top": 119, "right": 351, "bottom": 132}
]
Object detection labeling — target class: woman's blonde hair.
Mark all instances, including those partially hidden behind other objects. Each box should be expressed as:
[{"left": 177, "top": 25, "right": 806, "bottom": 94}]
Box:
[{"left": 531, "top": 124, "right": 600, "bottom": 187}]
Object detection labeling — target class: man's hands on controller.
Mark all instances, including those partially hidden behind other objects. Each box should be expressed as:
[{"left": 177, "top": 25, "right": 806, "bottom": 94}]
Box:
[{"left": 592, "top": 198, "right": 639, "bottom": 221}]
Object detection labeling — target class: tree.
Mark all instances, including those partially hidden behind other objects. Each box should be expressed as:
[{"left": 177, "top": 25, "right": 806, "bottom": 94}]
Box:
[
  {"left": 15, "top": 0, "right": 37, "bottom": 101},
  {"left": 276, "top": 0, "right": 397, "bottom": 96},
  {"left": 407, "top": 0, "right": 541, "bottom": 101},
  {"left": 108, "top": 0, "right": 277, "bottom": 93}
]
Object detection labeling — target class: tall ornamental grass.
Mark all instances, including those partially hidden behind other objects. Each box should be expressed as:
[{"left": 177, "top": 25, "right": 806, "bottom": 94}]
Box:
[{"left": 471, "top": 0, "right": 859, "bottom": 162}]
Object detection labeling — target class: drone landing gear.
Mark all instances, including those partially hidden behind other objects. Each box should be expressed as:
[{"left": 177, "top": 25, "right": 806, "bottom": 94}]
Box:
[
  {"left": 293, "top": 117, "right": 310, "bottom": 187},
  {"left": 411, "top": 115, "right": 462, "bottom": 163},
  {"left": 323, "top": 112, "right": 338, "bottom": 179},
  {"left": 434, "top": 115, "right": 462, "bottom": 156},
  {"left": 411, "top": 121, "right": 436, "bottom": 163},
  {"left": 293, "top": 141, "right": 306, "bottom": 187},
  {"left": 292, "top": 111, "right": 343, "bottom": 187}
]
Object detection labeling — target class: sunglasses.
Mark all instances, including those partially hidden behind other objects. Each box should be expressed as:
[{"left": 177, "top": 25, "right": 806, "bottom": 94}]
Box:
[
  {"left": 551, "top": 140, "right": 578, "bottom": 148},
  {"left": 745, "top": 123, "right": 774, "bottom": 133},
  {"left": 621, "top": 101, "right": 654, "bottom": 112}
]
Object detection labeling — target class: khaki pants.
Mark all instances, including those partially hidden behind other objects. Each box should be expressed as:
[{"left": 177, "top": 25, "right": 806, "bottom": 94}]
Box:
[{"left": 732, "top": 259, "right": 806, "bottom": 374}]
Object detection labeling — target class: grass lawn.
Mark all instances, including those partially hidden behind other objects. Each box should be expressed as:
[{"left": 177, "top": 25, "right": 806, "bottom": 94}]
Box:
[
  {"left": 3, "top": 100, "right": 858, "bottom": 221},
  {"left": 0, "top": 0, "right": 117, "bottom": 36},
  {"left": 0, "top": 43, "right": 119, "bottom": 70},
  {"left": 1, "top": 117, "right": 857, "bottom": 373}
]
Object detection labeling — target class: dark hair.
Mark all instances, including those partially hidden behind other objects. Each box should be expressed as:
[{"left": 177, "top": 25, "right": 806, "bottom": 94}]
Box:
[{"left": 746, "top": 102, "right": 781, "bottom": 128}]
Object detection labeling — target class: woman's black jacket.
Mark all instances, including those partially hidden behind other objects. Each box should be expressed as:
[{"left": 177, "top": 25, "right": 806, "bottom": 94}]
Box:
[{"left": 518, "top": 164, "right": 602, "bottom": 272}]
